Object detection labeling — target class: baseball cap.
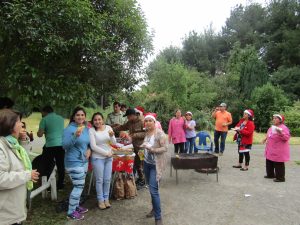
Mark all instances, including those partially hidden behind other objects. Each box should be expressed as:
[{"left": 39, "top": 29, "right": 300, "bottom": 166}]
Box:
[{"left": 123, "top": 108, "right": 136, "bottom": 117}]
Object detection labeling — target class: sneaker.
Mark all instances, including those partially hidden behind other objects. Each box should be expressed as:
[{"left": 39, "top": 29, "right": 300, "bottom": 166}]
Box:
[
  {"left": 76, "top": 206, "right": 88, "bottom": 214},
  {"left": 104, "top": 200, "right": 111, "bottom": 208},
  {"left": 67, "top": 211, "right": 84, "bottom": 220}
]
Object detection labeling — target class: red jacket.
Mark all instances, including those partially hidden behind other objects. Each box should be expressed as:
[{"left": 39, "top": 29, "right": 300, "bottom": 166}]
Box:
[{"left": 234, "top": 119, "right": 255, "bottom": 145}]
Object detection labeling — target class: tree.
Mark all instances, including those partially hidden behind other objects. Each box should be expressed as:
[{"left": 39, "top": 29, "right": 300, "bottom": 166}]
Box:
[
  {"left": 264, "top": 0, "right": 300, "bottom": 71},
  {"left": 250, "top": 83, "right": 290, "bottom": 132},
  {"left": 0, "top": 0, "right": 152, "bottom": 112},
  {"left": 227, "top": 44, "right": 269, "bottom": 99},
  {"left": 283, "top": 101, "right": 300, "bottom": 136},
  {"left": 182, "top": 27, "right": 223, "bottom": 75},
  {"left": 271, "top": 66, "right": 300, "bottom": 100},
  {"left": 222, "top": 3, "right": 266, "bottom": 50}
]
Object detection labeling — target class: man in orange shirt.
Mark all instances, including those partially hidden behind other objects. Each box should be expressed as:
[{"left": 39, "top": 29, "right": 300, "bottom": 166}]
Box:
[{"left": 212, "top": 103, "right": 232, "bottom": 156}]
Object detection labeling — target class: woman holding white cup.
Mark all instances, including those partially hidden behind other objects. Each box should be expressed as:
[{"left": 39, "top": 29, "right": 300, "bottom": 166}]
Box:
[{"left": 263, "top": 114, "right": 290, "bottom": 182}]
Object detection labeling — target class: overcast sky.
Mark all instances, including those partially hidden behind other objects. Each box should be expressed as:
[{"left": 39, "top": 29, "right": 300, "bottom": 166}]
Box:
[{"left": 137, "top": 0, "right": 267, "bottom": 60}]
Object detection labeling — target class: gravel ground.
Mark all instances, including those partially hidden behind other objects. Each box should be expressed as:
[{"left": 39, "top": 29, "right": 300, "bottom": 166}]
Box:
[{"left": 62, "top": 143, "right": 300, "bottom": 225}]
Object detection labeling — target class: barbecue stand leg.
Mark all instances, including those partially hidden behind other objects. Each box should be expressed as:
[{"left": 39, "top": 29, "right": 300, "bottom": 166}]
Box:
[
  {"left": 216, "top": 167, "right": 219, "bottom": 182},
  {"left": 170, "top": 163, "right": 172, "bottom": 177},
  {"left": 176, "top": 169, "right": 178, "bottom": 185}
]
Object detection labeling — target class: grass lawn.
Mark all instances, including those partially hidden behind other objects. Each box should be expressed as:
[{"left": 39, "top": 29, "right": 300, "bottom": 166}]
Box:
[{"left": 23, "top": 113, "right": 300, "bottom": 145}]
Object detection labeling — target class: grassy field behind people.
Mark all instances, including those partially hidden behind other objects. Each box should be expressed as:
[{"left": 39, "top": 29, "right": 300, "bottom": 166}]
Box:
[{"left": 23, "top": 112, "right": 300, "bottom": 146}]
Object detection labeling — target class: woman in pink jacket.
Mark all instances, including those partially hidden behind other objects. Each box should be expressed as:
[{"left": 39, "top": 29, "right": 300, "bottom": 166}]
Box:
[
  {"left": 263, "top": 114, "right": 290, "bottom": 182},
  {"left": 168, "top": 109, "right": 186, "bottom": 153}
]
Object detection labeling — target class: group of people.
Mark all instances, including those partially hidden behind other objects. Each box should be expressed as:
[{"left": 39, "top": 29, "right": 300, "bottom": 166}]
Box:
[
  {"left": 168, "top": 102, "right": 290, "bottom": 183},
  {"left": 0, "top": 97, "right": 291, "bottom": 225}
]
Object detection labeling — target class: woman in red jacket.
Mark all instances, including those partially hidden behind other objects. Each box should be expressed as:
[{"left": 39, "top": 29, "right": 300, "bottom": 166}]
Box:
[{"left": 232, "top": 109, "right": 255, "bottom": 171}]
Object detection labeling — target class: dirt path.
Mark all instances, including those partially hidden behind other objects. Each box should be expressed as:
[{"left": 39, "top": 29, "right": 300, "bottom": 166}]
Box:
[{"left": 63, "top": 144, "right": 300, "bottom": 225}]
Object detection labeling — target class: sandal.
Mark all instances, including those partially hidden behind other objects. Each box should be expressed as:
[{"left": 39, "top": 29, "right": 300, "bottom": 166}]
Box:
[
  {"left": 240, "top": 168, "right": 248, "bottom": 171},
  {"left": 232, "top": 165, "right": 242, "bottom": 168}
]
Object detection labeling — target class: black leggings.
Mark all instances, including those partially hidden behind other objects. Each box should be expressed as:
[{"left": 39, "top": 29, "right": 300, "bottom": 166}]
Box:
[
  {"left": 239, "top": 152, "right": 250, "bottom": 166},
  {"left": 174, "top": 143, "right": 185, "bottom": 154}
]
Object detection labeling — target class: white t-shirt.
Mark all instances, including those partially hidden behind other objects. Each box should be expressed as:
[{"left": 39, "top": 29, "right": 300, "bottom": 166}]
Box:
[
  {"left": 89, "top": 125, "right": 116, "bottom": 159},
  {"left": 144, "top": 135, "right": 155, "bottom": 165}
]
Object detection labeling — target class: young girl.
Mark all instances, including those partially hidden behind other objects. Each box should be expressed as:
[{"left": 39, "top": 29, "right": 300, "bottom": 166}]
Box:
[{"left": 184, "top": 112, "right": 196, "bottom": 154}]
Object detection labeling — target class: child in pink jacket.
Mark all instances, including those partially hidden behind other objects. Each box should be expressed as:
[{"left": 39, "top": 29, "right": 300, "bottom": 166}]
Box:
[{"left": 263, "top": 114, "right": 290, "bottom": 182}]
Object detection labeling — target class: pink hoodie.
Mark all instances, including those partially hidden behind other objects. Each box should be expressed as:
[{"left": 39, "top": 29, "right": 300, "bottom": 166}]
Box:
[
  {"left": 168, "top": 117, "right": 186, "bottom": 144},
  {"left": 264, "top": 124, "right": 290, "bottom": 162}
]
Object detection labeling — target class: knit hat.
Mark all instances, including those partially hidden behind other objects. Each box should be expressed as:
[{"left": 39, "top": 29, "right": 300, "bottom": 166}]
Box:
[
  {"left": 244, "top": 109, "right": 254, "bottom": 118},
  {"left": 273, "top": 114, "right": 285, "bottom": 123}
]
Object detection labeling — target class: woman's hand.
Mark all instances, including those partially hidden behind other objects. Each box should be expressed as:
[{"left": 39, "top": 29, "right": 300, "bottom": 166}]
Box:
[
  {"left": 19, "top": 128, "right": 27, "bottom": 141},
  {"left": 108, "top": 129, "right": 115, "bottom": 137},
  {"left": 262, "top": 138, "right": 267, "bottom": 144},
  {"left": 75, "top": 128, "right": 83, "bottom": 137},
  {"left": 85, "top": 149, "right": 91, "bottom": 159},
  {"left": 106, "top": 151, "right": 113, "bottom": 157},
  {"left": 31, "top": 169, "right": 40, "bottom": 183}
]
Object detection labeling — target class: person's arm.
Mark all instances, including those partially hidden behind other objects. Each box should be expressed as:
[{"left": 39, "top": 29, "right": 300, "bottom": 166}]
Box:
[
  {"left": 212, "top": 108, "right": 218, "bottom": 119},
  {"left": 150, "top": 132, "right": 168, "bottom": 154},
  {"left": 239, "top": 121, "right": 255, "bottom": 136},
  {"left": 37, "top": 118, "right": 45, "bottom": 137},
  {"left": 186, "top": 120, "right": 196, "bottom": 130},
  {"left": 62, "top": 126, "right": 77, "bottom": 150},
  {"left": 106, "top": 114, "right": 112, "bottom": 126},
  {"left": 89, "top": 129, "right": 110, "bottom": 156},
  {"left": 115, "top": 121, "right": 129, "bottom": 132},
  {"left": 226, "top": 112, "right": 233, "bottom": 126},
  {"left": 168, "top": 119, "right": 173, "bottom": 143},
  {"left": 0, "top": 147, "right": 31, "bottom": 190},
  {"left": 277, "top": 126, "right": 290, "bottom": 141}
]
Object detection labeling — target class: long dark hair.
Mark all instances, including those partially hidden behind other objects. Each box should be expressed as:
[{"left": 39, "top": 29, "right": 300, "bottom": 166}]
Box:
[
  {"left": 69, "top": 106, "right": 86, "bottom": 124},
  {"left": 91, "top": 112, "right": 104, "bottom": 130}
]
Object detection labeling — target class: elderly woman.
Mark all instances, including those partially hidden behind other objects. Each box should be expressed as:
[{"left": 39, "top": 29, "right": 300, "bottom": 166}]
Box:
[
  {"left": 232, "top": 109, "right": 255, "bottom": 171},
  {"left": 141, "top": 113, "right": 167, "bottom": 225},
  {"left": 263, "top": 114, "right": 290, "bottom": 182},
  {"left": 63, "top": 106, "right": 91, "bottom": 220},
  {"left": 0, "top": 109, "right": 39, "bottom": 225}
]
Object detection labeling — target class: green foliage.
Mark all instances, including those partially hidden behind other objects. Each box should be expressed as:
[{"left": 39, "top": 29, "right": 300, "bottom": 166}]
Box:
[
  {"left": 264, "top": 0, "right": 300, "bottom": 71},
  {"left": 0, "top": 0, "right": 152, "bottom": 113},
  {"left": 283, "top": 101, "right": 300, "bottom": 136},
  {"left": 271, "top": 66, "right": 300, "bottom": 100},
  {"left": 222, "top": 4, "right": 266, "bottom": 49},
  {"left": 182, "top": 28, "right": 223, "bottom": 75},
  {"left": 227, "top": 45, "right": 269, "bottom": 99},
  {"left": 250, "top": 83, "right": 290, "bottom": 132}
]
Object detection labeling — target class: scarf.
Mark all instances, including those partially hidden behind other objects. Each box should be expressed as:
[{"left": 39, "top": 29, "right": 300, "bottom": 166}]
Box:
[{"left": 6, "top": 135, "right": 33, "bottom": 190}]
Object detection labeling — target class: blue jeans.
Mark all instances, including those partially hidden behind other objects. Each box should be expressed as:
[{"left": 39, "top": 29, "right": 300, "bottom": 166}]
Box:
[
  {"left": 144, "top": 161, "right": 161, "bottom": 220},
  {"left": 65, "top": 163, "right": 88, "bottom": 215},
  {"left": 185, "top": 137, "right": 196, "bottom": 153},
  {"left": 214, "top": 130, "right": 227, "bottom": 153},
  {"left": 91, "top": 157, "right": 113, "bottom": 202}
]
